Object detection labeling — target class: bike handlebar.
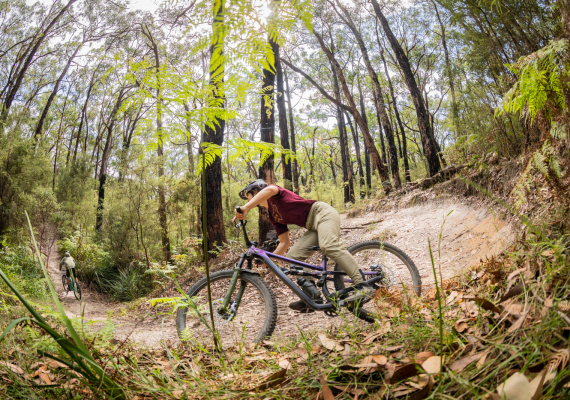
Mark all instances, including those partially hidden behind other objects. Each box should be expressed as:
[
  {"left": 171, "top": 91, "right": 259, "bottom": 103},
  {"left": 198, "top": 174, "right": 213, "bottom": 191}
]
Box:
[{"left": 234, "top": 209, "right": 255, "bottom": 247}]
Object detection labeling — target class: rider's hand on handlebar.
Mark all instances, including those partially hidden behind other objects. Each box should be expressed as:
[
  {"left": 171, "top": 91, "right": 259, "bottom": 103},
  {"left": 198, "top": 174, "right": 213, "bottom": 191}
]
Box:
[{"left": 233, "top": 205, "right": 248, "bottom": 222}]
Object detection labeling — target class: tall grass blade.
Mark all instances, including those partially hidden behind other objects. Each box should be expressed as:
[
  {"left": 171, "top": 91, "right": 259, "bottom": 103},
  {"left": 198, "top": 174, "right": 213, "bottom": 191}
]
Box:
[{"left": 429, "top": 238, "right": 444, "bottom": 363}]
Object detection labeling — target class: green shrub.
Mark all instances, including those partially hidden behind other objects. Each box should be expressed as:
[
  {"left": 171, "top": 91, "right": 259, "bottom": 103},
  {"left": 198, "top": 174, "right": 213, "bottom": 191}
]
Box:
[
  {"left": 101, "top": 264, "right": 153, "bottom": 302},
  {"left": 0, "top": 245, "right": 47, "bottom": 298}
]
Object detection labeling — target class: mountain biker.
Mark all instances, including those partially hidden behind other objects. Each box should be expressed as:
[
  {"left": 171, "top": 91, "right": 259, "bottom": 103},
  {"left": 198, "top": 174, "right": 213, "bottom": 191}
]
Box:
[
  {"left": 59, "top": 251, "right": 77, "bottom": 289},
  {"left": 234, "top": 179, "right": 375, "bottom": 312}
]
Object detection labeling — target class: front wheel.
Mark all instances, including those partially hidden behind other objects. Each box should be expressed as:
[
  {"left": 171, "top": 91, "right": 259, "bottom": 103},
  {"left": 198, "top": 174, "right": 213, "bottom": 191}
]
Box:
[
  {"left": 176, "top": 270, "right": 277, "bottom": 345},
  {"left": 335, "top": 241, "right": 421, "bottom": 322}
]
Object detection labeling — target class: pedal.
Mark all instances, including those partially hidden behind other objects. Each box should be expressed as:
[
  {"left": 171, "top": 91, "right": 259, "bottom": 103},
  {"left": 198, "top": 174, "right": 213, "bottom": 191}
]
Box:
[{"left": 324, "top": 309, "right": 338, "bottom": 318}]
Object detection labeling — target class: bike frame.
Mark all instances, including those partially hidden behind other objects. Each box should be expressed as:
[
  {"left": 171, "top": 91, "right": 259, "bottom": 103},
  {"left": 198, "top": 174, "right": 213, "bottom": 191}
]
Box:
[{"left": 219, "top": 220, "right": 384, "bottom": 313}]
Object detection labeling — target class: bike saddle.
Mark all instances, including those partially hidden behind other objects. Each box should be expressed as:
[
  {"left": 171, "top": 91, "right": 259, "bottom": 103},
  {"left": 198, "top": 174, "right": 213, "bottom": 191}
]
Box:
[{"left": 307, "top": 245, "right": 321, "bottom": 251}]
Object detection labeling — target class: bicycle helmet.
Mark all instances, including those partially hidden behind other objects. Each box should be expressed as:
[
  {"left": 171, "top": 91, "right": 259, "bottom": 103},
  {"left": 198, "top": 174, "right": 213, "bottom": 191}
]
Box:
[{"left": 239, "top": 179, "right": 268, "bottom": 200}]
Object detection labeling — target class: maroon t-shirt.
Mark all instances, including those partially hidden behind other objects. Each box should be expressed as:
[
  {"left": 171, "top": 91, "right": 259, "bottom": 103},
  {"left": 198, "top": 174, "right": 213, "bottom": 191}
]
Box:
[{"left": 266, "top": 185, "right": 316, "bottom": 236}]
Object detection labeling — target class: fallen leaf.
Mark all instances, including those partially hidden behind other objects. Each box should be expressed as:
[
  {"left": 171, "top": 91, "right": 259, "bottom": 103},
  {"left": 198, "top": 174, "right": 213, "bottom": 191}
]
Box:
[
  {"left": 247, "top": 369, "right": 287, "bottom": 392},
  {"left": 0, "top": 362, "right": 24, "bottom": 374},
  {"left": 507, "top": 268, "right": 527, "bottom": 282},
  {"left": 528, "top": 369, "right": 556, "bottom": 400},
  {"left": 172, "top": 390, "right": 184, "bottom": 399},
  {"left": 294, "top": 346, "right": 309, "bottom": 362},
  {"left": 38, "top": 373, "right": 51, "bottom": 385},
  {"left": 47, "top": 361, "right": 68, "bottom": 369},
  {"left": 62, "top": 378, "right": 80, "bottom": 389},
  {"left": 372, "top": 355, "right": 388, "bottom": 365},
  {"left": 319, "top": 375, "right": 335, "bottom": 400},
  {"left": 446, "top": 291, "right": 459, "bottom": 305},
  {"left": 422, "top": 356, "right": 443, "bottom": 374},
  {"left": 473, "top": 297, "right": 503, "bottom": 314},
  {"left": 389, "top": 363, "right": 421, "bottom": 384},
  {"left": 415, "top": 352, "right": 435, "bottom": 365},
  {"left": 496, "top": 372, "right": 532, "bottom": 400},
  {"left": 387, "top": 308, "right": 395, "bottom": 318},
  {"left": 454, "top": 319, "right": 469, "bottom": 333},
  {"left": 541, "top": 249, "right": 555, "bottom": 258},
  {"left": 507, "top": 311, "right": 529, "bottom": 333},
  {"left": 278, "top": 358, "right": 291, "bottom": 370},
  {"left": 318, "top": 333, "right": 343, "bottom": 351},
  {"left": 477, "top": 352, "right": 488, "bottom": 369},
  {"left": 33, "top": 365, "right": 48, "bottom": 377},
  {"left": 500, "top": 285, "right": 524, "bottom": 303},
  {"left": 450, "top": 352, "right": 487, "bottom": 372}
]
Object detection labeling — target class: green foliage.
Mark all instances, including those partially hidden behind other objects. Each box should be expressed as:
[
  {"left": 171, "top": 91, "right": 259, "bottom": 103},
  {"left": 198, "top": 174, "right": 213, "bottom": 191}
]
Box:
[
  {"left": 58, "top": 232, "right": 111, "bottom": 288},
  {"left": 0, "top": 246, "right": 47, "bottom": 299},
  {"left": 101, "top": 264, "right": 153, "bottom": 302},
  {"left": 498, "top": 39, "right": 570, "bottom": 122}
]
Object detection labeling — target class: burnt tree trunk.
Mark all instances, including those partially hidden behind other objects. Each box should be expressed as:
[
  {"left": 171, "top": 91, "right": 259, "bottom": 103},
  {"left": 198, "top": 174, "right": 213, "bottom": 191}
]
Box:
[
  {"left": 200, "top": 0, "right": 227, "bottom": 254},
  {"left": 275, "top": 55, "right": 292, "bottom": 190},
  {"left": 258, "top": 35, "right": 278, "bottom": 243},
  {"left": 371, "top": 0, "right": 441, "bottom": 177}
]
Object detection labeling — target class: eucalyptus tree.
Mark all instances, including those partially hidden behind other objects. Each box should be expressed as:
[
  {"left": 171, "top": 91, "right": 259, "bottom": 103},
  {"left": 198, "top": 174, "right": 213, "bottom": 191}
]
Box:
[
  {"left": 0, "top": 0, "right": 78, "bottom": 133},
  {"left": 370, "top": 0, "right": 441, "bottom": 177},
  {"left": 332, "top": 0, "right": 401, "bottom": 188}
]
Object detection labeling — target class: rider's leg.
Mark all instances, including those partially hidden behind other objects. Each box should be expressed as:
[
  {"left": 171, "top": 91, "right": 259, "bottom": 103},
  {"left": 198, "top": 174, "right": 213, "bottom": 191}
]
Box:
[
  {"left": 309, "top": 202, "right": 363, "bottom": 285},
  {"left": 287, "top": 230, "right": 318, "bottom": 281},
  {"left": 286, "top": 230, "right": 322, "bottom": 311},
  {"left": 66, "top": 269, "right": 72, "bottom": 286}
]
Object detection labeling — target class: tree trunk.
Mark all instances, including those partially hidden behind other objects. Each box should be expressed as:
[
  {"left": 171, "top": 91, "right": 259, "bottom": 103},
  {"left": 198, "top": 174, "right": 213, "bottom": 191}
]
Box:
[
  {"left": 0, "top": 0, "right": 77, "bottom": 131},
  {"left": 344, "top": 112, "right": 364, "bottom": 199},
  {"left": 371, "top": 0, "right": 441, "bottom": 177},
  {"left": 258, "top": 35, "right": 278, "bottom": 243},
  {"left": 336, "top": 2, "right": 400, "bottom": 188},
  {"left": 95, "top": 89, "right": 125, "bottom": 233},
  {"left": 275, "top": 56, "right": 293, "bottom": 190},
  {"left": 184, "top": 102, "right": 194, "bottom": 175},
  {"left": 142, "top": 23, "right": 171, "bottom": 262},
  {"left": 200, "top": 0, "right": 227, "bottom": 255},
  {"left": 357, "top": 90, "right": 372, "bottom": 192},
  {"left": 378, "top": 41, "right": 411, "bottom": 182},
  {"left": 431, "top": 0, "right": 460, "bottom": 142},
  {"left": 311, "top": 31, "right": 392, "bottom": 193},
  {"left": 34, "top": 43, "right": 82, "bottom": 140},
  {"left": 284, "top": 69, "right": 300, "bottom": 194}
]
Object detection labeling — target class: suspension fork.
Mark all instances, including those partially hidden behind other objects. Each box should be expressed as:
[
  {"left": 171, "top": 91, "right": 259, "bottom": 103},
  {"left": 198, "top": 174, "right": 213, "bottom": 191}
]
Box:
[{"left": 221, "top": 254, "right": 249, "bottom": 310}]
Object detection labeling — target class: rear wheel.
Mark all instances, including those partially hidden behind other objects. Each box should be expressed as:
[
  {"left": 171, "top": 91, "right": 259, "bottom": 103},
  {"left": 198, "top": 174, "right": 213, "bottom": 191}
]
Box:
[
  {"left": 73, "top": 280, "right": 82, "bottom": 300},
  {"left": 62, "top": 275, "right": 69, "bottom": 292},
  {"left": 334, "top": 241, "right": 421, "bottom": 322},
  {"left": 176, "top": 270, "right": 277, "bottom": 345}
]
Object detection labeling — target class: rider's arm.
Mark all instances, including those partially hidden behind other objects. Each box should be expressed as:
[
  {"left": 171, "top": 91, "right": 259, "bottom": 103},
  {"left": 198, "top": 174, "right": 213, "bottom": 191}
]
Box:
[
  {"left": 240, "top": 185, "right": 279, "bottom": 213},
  {"left": 273, "top": 231, "right": 290, "bottom": 256}
]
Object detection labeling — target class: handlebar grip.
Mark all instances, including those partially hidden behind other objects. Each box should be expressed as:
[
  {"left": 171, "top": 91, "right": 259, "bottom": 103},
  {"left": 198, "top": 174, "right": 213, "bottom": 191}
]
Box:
[{"left": 236, "top": 206, "right": 244, "bottom": 215}]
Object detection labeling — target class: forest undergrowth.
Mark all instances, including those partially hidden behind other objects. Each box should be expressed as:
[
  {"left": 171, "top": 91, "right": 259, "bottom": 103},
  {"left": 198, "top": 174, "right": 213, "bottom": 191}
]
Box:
[{"left": 0, "top": 155, "right": 568, "bottom": 400}]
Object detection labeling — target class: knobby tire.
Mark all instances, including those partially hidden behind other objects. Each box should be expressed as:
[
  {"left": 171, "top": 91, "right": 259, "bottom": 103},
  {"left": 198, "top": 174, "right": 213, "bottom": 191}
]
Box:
[
  {"left": 334, "top": 241, "right": 421, "bottom": 323},
  {"left": 176, "top": 270, "right": 277, "bottom": 344}
]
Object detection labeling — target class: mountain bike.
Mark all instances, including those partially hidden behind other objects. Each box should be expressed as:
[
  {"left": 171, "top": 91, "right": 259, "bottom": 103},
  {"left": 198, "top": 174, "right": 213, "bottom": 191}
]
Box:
[
  {"left": 62, "top": 271, "right": 82, "bottom": 300},
  {"left": 176, "top": 211, "right": 421, "bottom": 343}
]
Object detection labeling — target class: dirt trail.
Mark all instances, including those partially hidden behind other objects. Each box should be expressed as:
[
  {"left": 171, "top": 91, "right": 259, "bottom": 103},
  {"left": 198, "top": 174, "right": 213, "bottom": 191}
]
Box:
[{"left": 47, "top": 198, "right": 514, "bottom": 347}]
